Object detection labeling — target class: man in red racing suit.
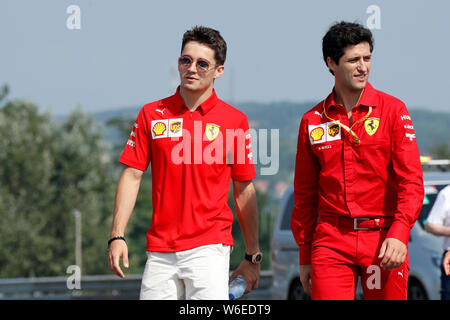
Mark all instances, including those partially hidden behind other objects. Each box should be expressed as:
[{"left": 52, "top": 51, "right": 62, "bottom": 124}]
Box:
[{"left": 291, "top": 21, "right": 424, "bottom": 300}]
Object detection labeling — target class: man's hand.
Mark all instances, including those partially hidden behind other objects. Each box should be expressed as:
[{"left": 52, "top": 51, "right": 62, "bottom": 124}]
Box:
[
  {"left": 299, "top": 264, "right": 312, "bottom": 296},
  {"left": 108, "top": 239, "right": 129, "bottom": 278},
  {"left": 378, "top": 237, "right": 407, "bottom": 270},
  {"left": 443, "top": 250, "right": 450, "bottom": 276},
  {"left": 231, "top": 260, "right": 260, "bottom": 294}
]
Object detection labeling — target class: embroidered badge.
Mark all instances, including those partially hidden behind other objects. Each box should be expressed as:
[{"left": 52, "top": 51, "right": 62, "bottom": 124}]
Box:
[
  {"left": 151, "top": 120, "right": 168, "bottom": 139},
  {"left": 328, "top": 123, "right": 340, "bottom": 138},
  {"left": 310, "top": 127, "right": 325, "bottom": 142},
  {"left": 365, "top": 118, "right": 380, "bottom": 136},
  {"left": 168, "top": 118, "right": 183, "bottom": 138},
  {"left": 205, "top": 123, "right": 220, "bottom": 141}
]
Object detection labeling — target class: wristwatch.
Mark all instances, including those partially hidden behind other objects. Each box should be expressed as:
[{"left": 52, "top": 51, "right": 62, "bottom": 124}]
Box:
[{"left": 245, "top": 252, "right": 263, "bottom": 264}]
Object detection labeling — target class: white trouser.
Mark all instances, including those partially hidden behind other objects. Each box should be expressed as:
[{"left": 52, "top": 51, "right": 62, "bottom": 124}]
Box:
[{"left": 140, "top": 243, "right": 231, "bottom": 300}]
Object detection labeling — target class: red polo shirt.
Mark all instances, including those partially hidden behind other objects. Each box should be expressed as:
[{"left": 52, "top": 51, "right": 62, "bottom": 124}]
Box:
[
  {"left": 119, "top": 88, "right": 255, "bottom": 252},
  {"left": 291, "top": 82, "right": 424, "bottom": 264}
]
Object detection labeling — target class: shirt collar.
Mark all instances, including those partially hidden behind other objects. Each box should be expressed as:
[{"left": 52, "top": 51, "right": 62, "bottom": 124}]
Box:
[
  {"left": 323, "top": 82, "right": 377, "bottom": 112},
  {"left": 173, "top": 86, "right": 219, "bottom": 115}
]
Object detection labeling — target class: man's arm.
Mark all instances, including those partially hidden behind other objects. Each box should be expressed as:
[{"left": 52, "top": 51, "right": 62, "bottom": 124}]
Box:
[
  {"left": 231, "top": 180, "right": 260, "bottom": 293},
  {"left": 291, "top": 115, "right": 320, "bottom": 295},
  {"left": 378, "top": 103, "right": 424, "bottom": 270},
  {"left": 425, "top": 222, "right": 450, "bottom": 237},
  {"left": 425, "top": 187, "right": 450, "bottom": 236},
  {"left": 108, "top": 166, "right": 144, "bottom": 278}
]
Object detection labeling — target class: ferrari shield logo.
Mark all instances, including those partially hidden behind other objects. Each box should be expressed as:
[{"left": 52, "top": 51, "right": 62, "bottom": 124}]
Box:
[
  {"left": 205, "top": 123, "right": 220, "bottom": 141},
  {"left": 365, "top": 118, "right": 380, "bottom": 136}
]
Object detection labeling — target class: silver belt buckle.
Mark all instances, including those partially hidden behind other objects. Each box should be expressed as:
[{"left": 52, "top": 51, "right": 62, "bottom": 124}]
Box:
[{"left": 354, "top": 217, "right": 370, "bottom": 231}]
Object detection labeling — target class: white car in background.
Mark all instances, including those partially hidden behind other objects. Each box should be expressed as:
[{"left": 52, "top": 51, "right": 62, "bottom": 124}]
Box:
[{"left": 271, "top": 171, "right": 450, "bottom": 300}]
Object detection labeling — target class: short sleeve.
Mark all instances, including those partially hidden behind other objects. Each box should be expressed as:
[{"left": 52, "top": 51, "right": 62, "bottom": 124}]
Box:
[
  {"left": 230, "top": 115, "right": 256, "bottom": 181},
  {"left": 119, "top": 107, "right": 151, "bottom": 171},
  {"left": 427, "top": 186, "right": 450, "bottom": 225}
]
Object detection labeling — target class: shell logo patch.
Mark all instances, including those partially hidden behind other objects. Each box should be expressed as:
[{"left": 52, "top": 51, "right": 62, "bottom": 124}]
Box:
[
  {"left": 153, "top": 122, "right": 166, "bottom": 136},
  {"left": 365, "top": 118, "right": 380, "bottom": 136},
  {"left": 151, "top": 119, "right": 168, "bottom": 139},
  {"left": 205, "top": 123, "right": 220, "bottom": 141},
  {"left": 310, "top": 127, "right": 325, "bottom": 142}
]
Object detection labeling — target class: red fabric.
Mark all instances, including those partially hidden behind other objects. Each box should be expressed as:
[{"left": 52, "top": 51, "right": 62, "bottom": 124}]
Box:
[
  {"left": 291, "top": 82, "right": 424, "bottom": 265},
  {"left": 311, "top": 220, "right": 409, "bottom": 300},
  {"left": 119, "top": 88, "right": 255, "bottom": 252}
]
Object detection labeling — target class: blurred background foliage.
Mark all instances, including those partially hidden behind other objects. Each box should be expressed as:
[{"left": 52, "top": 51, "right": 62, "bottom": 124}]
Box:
[{"left": 0, "top": 85, "right": 115, "bottom": 277}]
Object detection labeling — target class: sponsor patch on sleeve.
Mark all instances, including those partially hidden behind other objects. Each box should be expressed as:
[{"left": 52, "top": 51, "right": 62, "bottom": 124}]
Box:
[{"left": 405, "top": 132, "right": 416, "bottom": 141}]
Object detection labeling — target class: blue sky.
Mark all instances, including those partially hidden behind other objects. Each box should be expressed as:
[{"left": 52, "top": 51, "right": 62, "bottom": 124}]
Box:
[{"left": 1, "top": 0, "right": 449, "bottom": 115}]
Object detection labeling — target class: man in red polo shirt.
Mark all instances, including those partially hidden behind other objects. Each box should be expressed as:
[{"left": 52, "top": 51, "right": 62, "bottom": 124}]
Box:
[
  {"left": 291, "top": 21, "right": 424, "bottom": 299},
  {"left": 108, "top": 26, "right": 262, "bottom": 300}
]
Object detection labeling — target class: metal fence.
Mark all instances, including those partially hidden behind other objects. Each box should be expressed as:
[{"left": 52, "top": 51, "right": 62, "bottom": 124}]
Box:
[{"left": 0, "top": 271, "right": 273, "bottom": 300}]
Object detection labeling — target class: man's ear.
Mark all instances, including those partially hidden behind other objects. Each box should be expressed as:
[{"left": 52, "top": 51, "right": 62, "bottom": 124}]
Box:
[
  {"left": 326, "top": 57, "right": 337, "bottom": 74},
  {"left": 214, "top": 65, "right": 225, "bottom": 79}
]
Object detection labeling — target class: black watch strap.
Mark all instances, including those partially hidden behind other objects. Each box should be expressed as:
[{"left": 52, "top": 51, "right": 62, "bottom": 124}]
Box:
[{"left": 245, "top": 252, "right": 263, "bottom": 264}]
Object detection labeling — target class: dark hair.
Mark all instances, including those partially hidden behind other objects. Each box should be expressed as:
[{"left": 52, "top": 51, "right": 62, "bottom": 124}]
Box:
[
  {"left": 181, "top": 26, "right": 227, "bottom": 65},
  {"left": 322, "top": 21, "right": 374, "bottom": 75}
]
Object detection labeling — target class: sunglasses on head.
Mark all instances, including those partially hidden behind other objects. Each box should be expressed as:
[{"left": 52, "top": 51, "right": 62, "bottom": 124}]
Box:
[{"left": 178, "top": 56, "right": 216, "bottom": 73}]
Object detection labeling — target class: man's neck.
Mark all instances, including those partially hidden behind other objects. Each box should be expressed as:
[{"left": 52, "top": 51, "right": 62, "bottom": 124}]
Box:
[
  {"left": 334, "top": 84, "right": 364, "bottom": 114},
  {"left": 179, "top": 86, "right": 214, "bottom": 112}
]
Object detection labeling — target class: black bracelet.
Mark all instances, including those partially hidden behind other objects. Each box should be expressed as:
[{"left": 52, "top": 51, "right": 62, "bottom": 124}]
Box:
[{"left": 108, "top": 236, "right": 126, "bottom": 248}]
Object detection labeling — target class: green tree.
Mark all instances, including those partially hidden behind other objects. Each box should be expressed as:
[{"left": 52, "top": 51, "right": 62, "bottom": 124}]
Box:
[
  {"left": 0, "top": 93, "right": 115, "bottom": 277},
  {"left": 0, "top": 85, "right": 8, "bottom": 102},
  {"left": 51, "top": 108, "right": 116, "bottom": 275},
  {"left": 0, "top": 99, "right": 56, "bottom": 277}
]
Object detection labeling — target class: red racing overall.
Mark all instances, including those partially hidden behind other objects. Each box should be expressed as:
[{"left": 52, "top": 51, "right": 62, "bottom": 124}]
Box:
[{"left": 291, "top": 82, "right": 424, "bottom": 299}]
